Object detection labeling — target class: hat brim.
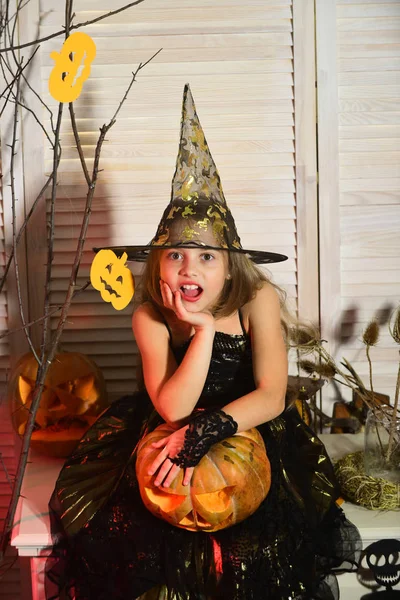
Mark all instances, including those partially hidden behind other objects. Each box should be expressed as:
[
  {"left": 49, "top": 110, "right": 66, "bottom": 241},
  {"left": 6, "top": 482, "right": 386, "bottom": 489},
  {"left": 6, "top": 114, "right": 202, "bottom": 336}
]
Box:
[{"left": 93, "top": 244, "right": 288, "bottom": 265}]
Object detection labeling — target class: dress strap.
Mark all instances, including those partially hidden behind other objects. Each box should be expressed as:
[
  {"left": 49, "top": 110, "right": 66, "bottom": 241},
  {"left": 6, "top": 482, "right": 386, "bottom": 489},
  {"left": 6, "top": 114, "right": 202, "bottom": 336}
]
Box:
[{"left": 238, "top": 308, "right": 247, "bottom": 335}]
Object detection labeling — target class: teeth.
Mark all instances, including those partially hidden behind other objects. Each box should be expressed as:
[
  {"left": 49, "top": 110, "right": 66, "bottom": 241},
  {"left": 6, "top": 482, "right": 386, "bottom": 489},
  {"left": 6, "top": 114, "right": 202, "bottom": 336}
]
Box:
[{"left": 182, "top": 284, "right": 199, "bottom": 290}]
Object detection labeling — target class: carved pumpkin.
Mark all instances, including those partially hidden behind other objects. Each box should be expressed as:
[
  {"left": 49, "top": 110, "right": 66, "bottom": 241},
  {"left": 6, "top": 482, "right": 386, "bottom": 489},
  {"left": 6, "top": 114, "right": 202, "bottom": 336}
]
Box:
[
  {"left": 136, "top": 424, "right": 271, "bottom": 532},
  {"left": 9, "top": 352, "right": 108, "bottom": 457},
  {"left": 90, "top": 249, "right": 134, "bottom": 310}
]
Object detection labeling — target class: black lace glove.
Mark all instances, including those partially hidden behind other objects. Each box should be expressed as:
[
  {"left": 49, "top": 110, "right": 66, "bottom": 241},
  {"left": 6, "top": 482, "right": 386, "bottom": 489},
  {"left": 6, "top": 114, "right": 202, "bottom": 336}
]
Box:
[{"left": 170, "top": 409, "right": 238, "bottom": 468}]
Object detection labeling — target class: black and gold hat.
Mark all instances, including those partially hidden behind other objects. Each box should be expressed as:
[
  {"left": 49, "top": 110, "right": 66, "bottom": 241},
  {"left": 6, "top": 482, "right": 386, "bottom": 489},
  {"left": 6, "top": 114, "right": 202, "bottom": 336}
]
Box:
[{"left": 95, "top": 84, "right": 288, "bottom": 265}]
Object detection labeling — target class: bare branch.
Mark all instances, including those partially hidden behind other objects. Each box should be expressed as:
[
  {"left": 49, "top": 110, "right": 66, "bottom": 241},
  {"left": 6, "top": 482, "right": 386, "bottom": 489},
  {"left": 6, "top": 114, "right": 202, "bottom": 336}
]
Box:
[
  {"left": 0, "top": 280, "right": 91, "bottom": 340},
  {"left": 40, "top": 102, "right": 63, "bottom": 356},
  {"left": 0, "top": 0, "right": 147, "bottom": 53},
  {"left": 110, "top": 48, "right": 162, "bottom": 124},
  {"left": 69, "top": 103, "right": 91, "bottom": 186},
  {"left": 0, "top": 0, "right": 160, "bottom": 562},
  {"left": 0, "top": 454, "right": 13, "bottom": 490},
  {"left": 9, "top": 75, "right": 39, "bottom": 362},
  {"left": 0, "top": 165, "right": 59, "bottom": 295}
]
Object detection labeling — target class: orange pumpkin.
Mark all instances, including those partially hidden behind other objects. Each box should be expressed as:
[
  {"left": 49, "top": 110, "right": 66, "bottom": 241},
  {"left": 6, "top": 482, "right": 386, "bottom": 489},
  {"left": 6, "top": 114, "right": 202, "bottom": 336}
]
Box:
[
  {"left": 136, "top": 424, "right": 271, "bottom": 532},
  {"left": 9, "top": 352, "right": 108, "bottom": 457}
]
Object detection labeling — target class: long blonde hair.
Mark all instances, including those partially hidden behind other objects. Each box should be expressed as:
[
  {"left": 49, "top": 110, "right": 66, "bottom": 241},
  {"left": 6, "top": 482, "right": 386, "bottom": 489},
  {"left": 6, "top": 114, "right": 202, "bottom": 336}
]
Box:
[{"left": 135, "top": 249, "right": 300, "bottom": 345}]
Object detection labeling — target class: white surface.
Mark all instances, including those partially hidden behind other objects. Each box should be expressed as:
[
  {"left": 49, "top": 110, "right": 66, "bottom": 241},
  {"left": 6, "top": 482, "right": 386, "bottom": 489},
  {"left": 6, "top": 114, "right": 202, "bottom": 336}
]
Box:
[{"left": 11, "top": 452, "right": 63, "bottom": 556}]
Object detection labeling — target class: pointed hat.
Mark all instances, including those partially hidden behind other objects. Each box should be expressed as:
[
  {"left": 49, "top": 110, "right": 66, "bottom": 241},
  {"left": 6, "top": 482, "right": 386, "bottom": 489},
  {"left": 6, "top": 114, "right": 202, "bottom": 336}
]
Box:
[{"left": 95, "top": 84, "right": 288, "bottom": 265}]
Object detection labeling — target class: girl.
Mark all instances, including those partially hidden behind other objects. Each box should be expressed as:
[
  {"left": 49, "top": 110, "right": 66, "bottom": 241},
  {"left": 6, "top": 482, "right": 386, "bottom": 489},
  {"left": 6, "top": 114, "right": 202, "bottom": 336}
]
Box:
[{"left": 46, "top": 85, "right": 360, "bottom": 600}]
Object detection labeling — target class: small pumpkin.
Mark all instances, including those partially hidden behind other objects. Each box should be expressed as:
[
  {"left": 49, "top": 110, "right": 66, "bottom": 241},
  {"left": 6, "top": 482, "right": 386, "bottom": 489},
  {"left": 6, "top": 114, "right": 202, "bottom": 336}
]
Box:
[
  {"left": 90, "top": 249, "right": 134, "bottom": 310},
  {"left": 9, "top": 352, "right": 108, "bottom": 457},
  {"left": 136, "top": 424, "right": 271, "bottom": 532}
]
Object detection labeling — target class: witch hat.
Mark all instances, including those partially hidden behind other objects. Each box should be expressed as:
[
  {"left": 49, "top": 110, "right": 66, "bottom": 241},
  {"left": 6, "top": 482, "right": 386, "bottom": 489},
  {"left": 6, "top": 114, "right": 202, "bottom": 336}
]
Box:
[{"left": 95, "top": 84, "right": 288, "bottom": 265}]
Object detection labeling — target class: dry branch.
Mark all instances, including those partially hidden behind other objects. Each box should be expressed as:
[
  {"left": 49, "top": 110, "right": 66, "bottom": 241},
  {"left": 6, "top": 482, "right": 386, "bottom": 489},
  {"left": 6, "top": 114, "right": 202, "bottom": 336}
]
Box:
[
  {"left": 0, "top": 0, "right": 146, "bottom": 53},
  {"left": 0, "top": 0, "right": 161, "bottom": 559}
]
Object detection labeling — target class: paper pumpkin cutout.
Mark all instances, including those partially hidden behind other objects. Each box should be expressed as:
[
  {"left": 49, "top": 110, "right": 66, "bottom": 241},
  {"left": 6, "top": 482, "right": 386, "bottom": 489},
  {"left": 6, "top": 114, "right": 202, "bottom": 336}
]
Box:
[
  {"left": 9, "top": 352, "right": 108, "bottom": 457},
  {"left": 90, "top": 250, "right": 134, "bottom": 310},
  {"left": 49, "top": 32, "right": 96, "bottom": 103},
  {"left": 136, "top": 424, "right": 271, "bottom": 532}
]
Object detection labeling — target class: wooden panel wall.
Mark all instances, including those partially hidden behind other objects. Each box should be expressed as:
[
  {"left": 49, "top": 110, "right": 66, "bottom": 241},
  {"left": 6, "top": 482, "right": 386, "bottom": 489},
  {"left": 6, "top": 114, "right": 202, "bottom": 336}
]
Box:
[
  {"left": 16, "top": 0, "right": 302, "bottom": 400},
  {"left": 318, "top": 0, "right": 400, "bottom": 403}
]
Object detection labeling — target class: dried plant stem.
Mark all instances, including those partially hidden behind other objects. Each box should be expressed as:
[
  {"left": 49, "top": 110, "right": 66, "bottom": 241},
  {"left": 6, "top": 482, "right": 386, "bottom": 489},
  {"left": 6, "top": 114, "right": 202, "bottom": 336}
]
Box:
[
  {"left": 365, "top": 344, "right": 385, "bottom": 454},
  {"left": 386, "top": 357, "right": 400, "bottom": 462},
  {"left": 317, "top": 346, "right": 364, "bottom": 394}
]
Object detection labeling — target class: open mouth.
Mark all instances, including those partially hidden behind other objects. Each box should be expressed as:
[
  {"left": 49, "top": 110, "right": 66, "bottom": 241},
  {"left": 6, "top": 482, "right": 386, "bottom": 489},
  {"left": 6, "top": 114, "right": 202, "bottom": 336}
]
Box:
[{"left": 180, "top": 284, "right": 203, "bottom": 302}]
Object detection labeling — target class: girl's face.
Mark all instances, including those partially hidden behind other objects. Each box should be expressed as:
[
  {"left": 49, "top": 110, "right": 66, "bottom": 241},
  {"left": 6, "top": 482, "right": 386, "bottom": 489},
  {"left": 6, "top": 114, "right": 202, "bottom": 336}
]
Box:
[{"left": 159, "top": 248, "right": 229, "bottom": 312}]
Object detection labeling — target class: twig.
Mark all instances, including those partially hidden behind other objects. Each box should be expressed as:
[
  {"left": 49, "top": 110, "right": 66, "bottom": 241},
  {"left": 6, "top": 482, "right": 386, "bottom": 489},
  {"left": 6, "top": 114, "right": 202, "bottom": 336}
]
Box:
[
  {"left": 0, "top": 454, "right": 13, "bottom": 490},
  {"left": 0, "top": 34, "right": 160, "bottom": 564},
  {"left": 0, "top": 47, "right": 38, "bottom": 109},
  {"left": 51, "top": 58, "right": 162, "bottom": 348},
  {"left": 40, "top": 102, "right": 63, "bottom": 356},
  {"left": 0, "top": 167, "right": 59, "bottom": 295},
  {"left": 9, "top": 75, "right": 39, "bottom": 362},
  {"left": 0, "top": 280, "right": 91, "bottom": 339},
  {"left": 0, "top": 0, "right": 147, "bottom": 53},
  {"left": 0, "top": 0, "right": 72, "bottom": 560},
  {"left": 69, "top": 103, "right": 91, "bottom": 186}
]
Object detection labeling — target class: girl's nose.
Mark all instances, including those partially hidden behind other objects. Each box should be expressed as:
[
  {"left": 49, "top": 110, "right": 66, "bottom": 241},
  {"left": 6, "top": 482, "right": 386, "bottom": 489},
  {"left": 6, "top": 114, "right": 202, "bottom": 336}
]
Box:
[{"left": 179, "top": 255, "right": 198, "bottom": 277}]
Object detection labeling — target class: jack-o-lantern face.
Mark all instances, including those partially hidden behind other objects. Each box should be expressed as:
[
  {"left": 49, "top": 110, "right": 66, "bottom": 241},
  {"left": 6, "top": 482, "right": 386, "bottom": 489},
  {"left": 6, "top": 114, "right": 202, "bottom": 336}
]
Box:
[
  {"left": 9, "top": 352, "right": 108, "bottom": 457},
  {"left": 136, "top": 425, "right": 271, "bottom": 532},
  {"left": 90, "top": 250, "right": 134, "bottom": 310}
]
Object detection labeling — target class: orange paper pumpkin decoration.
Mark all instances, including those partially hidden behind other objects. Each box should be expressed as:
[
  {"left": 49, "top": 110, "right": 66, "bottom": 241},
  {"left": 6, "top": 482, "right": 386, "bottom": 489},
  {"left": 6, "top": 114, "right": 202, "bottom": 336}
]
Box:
[
  {"left": 136, "top": 424, "right": 271, "bottom": 532},
  {"left": 49, "top": 32, "right": 96, "bottom": 103},
  {"left": 90, "top": 249, "right": 134, "bottom": 310},
  {"left": 9, "top": 352, "right": 108, "bottom": 457}
]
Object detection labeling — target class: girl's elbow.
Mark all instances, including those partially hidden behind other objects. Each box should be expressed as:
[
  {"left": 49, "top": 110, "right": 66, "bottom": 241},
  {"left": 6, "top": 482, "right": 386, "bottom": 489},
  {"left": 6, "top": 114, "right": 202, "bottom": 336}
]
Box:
[
  {"left": 274, "top": 394, "right": 286, "bottom": 418},
  {"left": 259, "top": 387, "right": 286, "bottom": 420},
  {"left": 156, "top": 396, "right": 188, "bottom": 428}
]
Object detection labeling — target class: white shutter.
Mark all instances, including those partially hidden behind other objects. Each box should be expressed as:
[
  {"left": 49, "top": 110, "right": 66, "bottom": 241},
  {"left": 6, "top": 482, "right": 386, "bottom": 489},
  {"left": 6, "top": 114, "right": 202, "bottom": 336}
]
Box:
[
  {"left": 18, "top": 0, "right": 307, "bottom": 400},
  {"left": 317, "top": 0, "right": 400, "bottom": 404}
]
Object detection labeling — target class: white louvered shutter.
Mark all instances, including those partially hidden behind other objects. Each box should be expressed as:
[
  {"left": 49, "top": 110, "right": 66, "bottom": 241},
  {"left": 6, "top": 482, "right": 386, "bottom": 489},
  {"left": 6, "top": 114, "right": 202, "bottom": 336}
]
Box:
[
  {"left": 29, "top": 0, "right": 306, "bottom": 400},
  {"left": 317, "top": 0, "right": 400, "bottom": 405}
]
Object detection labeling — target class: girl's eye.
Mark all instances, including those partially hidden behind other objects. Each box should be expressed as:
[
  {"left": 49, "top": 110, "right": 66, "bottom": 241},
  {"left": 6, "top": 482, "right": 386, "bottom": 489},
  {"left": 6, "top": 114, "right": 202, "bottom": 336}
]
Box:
[
  {"left": 202, "top": 253, "right": 214, "bottom": 261},
  {"left": 168, "top": 251, "right": 182, "bottom": 260}
]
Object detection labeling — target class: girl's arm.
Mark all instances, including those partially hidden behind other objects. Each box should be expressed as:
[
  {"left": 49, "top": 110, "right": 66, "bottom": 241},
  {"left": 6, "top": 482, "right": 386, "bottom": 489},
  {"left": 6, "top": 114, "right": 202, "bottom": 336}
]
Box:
[
  {"left": 147, "top": 281, "right": 288, "bottom": 488},
  {"left": 132, "top": 300, "right": 215, "bottom": 426},
  {"left": 221, "top": 281, "right": 288, "bottom": 430}
]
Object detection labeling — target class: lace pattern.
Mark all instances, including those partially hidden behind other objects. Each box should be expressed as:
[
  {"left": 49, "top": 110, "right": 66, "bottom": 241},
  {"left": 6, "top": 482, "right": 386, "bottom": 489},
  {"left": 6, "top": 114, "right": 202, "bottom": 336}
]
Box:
[{"left": 170, "top": 409, "right": 238, "bottom": 468}]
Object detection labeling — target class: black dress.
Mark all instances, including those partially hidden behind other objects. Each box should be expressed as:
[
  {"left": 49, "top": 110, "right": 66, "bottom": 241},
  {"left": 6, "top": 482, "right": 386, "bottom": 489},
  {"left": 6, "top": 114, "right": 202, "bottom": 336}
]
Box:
[{"left": 46, "top": 315, "right": 361, "bottom": 600}]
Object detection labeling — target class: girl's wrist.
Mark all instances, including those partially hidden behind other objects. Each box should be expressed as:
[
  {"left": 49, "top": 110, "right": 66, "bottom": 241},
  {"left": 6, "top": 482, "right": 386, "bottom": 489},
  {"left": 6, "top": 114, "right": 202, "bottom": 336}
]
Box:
[{"left": 193, "top": 322, "right": 215, "bottom": 337}]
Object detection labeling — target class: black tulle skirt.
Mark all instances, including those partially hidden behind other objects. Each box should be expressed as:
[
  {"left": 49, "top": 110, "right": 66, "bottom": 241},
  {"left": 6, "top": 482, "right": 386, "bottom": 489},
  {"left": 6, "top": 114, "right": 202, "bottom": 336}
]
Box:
[{"left": 45, "top": 394, "right": 361, "bottom": 600}]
